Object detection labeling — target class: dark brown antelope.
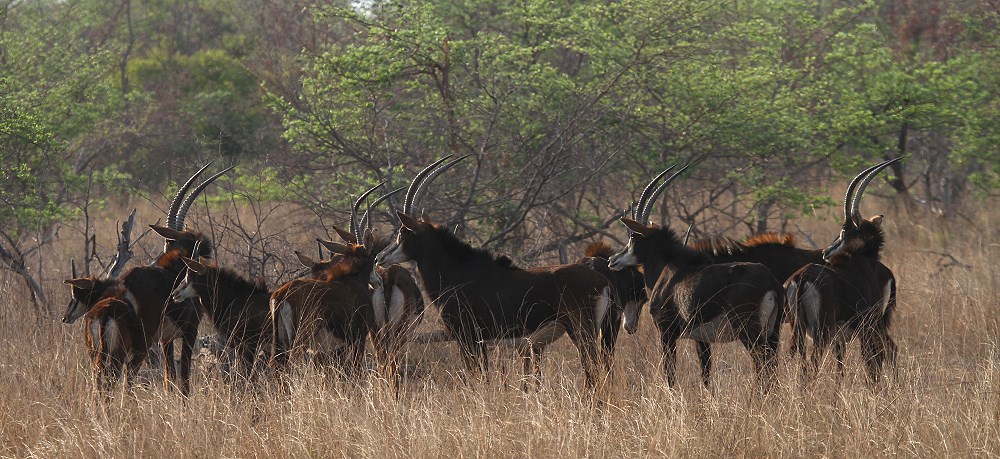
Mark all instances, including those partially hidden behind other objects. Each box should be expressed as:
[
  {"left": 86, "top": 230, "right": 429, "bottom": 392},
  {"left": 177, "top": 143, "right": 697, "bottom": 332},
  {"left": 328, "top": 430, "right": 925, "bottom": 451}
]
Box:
[
  {"left": 608, "top": 166, "right": 782, "bottom": 388},
  {"left": 269, "top": 240, "right": 375, "bottom": 375},
  {"left": 330, "top": 185, "right": 427, "bottom": 373},
  {"left": 574, "top": 241, "right": 646, "bottom": 362},
  {"left": 169, "top": 258, "right": 273, "bottom": 379},
  {"left": 65, "top": 264, "right": 191, "bottom": 393},
  {"left": 412, "top": 241, "right": 639, "bottom": 373},
  {"left": 64, "top": 164, "right": 231, "bottom": 395},
  {"left": 786, "top": 158, "right": 900, "bottom": 384},
  {"left": 375, "top": 157, "right": 615, "bottom": 389}
]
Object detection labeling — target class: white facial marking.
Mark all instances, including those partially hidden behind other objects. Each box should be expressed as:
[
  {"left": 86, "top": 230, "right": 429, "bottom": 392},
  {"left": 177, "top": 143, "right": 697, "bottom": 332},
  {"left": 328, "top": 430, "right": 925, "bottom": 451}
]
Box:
[
  {"left": 171, "top": 280, "right": 196, "bottom": 302},
  {"left": 66, "top": 300, "right": 89, "bottom": 323},
  {"left": 376, "top": 236, "right": 408, "bottom": 266},
  {"left": 608, "top": 246, "right": 637, "bottom": 271}
]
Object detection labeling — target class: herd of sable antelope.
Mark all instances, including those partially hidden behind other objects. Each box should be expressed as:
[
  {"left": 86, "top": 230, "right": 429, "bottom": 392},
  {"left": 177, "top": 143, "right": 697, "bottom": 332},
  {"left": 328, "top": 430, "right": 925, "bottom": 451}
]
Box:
[{"left": 60, "top": 155, "right": 902, "bottom": 398}]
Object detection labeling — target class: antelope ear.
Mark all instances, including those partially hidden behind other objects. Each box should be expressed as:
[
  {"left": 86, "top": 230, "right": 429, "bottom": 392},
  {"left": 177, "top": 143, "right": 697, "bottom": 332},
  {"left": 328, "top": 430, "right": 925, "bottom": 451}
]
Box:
[
  {"left": 397, "top": 211, "right": 423, "bottom": 231},
  {"left": 318, "top": 239, "right": 351, "bottom": 255},
  {"left": 150, "top": 225, "right": 187, "bottom": 241},
  {"left": 870, "top": 215, "right": 884, "bottom": 228},
  {"left": 331, "top": 225, "right": 357, "bottom": 244},
  {"left": 620, "top": 217, "right": 651, "bottom": 235},
  {"left": 65, "top": 278, "right": 97, "bottom": 289},
  {"left": 294, "top": 251, "right": 315, "bottom": 267},
  {"left": 363, "top": 228, "right": 378, "bottom": 249},
  {"left": 181, "top": 257, "right": 210, "bottom": 274}
]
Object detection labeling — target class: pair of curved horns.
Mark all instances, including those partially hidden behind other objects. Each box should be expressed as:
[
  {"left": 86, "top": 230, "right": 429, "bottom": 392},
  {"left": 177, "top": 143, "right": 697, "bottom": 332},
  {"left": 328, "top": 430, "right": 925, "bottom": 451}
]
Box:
[
  {"left": 350, "top": 182, "right": 405, "bottom": 244},
  {"left": 402, "top": 155, "right": 470, "bottom": 216},
  {"left": 843, "top": 157, "right": 902, "bottom": 224},
  {"left": 166, "top": 162, "right": 234, "bottom": 230},
  {"left": 633, "top": 163, "right": 690, "bottom": 226}
]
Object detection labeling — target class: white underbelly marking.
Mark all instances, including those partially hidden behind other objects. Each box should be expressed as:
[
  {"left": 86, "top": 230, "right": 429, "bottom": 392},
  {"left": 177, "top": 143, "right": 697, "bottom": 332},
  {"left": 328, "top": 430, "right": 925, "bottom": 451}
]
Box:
[
  {"left": 388, "top": 286, "right": 405, "bottom": 326},
  {"left": 683, "top": 315, "right": 738, "bottom": 343}
]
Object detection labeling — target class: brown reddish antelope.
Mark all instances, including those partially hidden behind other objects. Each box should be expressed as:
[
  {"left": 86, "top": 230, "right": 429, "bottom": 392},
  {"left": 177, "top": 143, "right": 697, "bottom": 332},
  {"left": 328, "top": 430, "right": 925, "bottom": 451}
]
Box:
[
  {"left": 376, "top": 157, "right": 615, "bottom": 389},
  {"left": 77, "top": 283, "right": 146, "bottom": 396},
  {"left": 65, "top": 164, "right": 231, "bottom": 395},
  {"left": 269, "top": 240, "right": 376, "bottom": 375},
  {"left": 331, "top": 184, "right": 426, "bottom": 374},
  {"left": 608, "top": 165, "right": 782, "bottom": 388},
  {"left": 786, "top": 158, "right": 901, "bottom": 385},
  {"left": 169, "top": 258, "right": 273, "bottom": 380},
  {"left": 65, "top": 263, "right": 191, "bottom": 393}
]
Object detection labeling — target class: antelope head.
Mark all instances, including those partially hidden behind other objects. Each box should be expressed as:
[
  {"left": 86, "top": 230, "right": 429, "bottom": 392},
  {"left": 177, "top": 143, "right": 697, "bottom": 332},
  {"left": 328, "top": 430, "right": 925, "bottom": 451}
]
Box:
[
  {"left": 607, "top": 164, "right": 689, "bottom": 334},
  {"left": 376, "top": 155, "right": 469, "bottom": 267},
  {"left": 63, "top": 268, "right": 118, "bottom": 325},
  {"left": 170, "top": 257, "right": 214, "bottom": 303},
  {"left": 823, "top": 158, "right": 901, "bottom": 262},
  {"left": 607, "top": 164, "right": 688, "bottom": 272}
]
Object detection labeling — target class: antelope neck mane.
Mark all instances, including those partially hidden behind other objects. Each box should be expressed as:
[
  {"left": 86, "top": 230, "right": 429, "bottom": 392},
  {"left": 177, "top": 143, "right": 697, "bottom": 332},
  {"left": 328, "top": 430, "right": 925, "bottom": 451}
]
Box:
[
  {"left": 585, "top": 241, "right": 614, "bottom": 259},
  {"left": 212, "top": 266, "right": 268, "bottom": 294},
  {"left": 84, "top": 285, "right": 131, "bottom": 319},
  {"left": 324, "top": 255, "right": 370, "bottom": 281},
  {"left": 430, "top": 225, "right": 518, "bottom": 269},
  {"left": 850, "top": 221, "right": 886, "bottom": 260},
  {"left": 690, "top": 232, "right": 796, "bottom": 256}
]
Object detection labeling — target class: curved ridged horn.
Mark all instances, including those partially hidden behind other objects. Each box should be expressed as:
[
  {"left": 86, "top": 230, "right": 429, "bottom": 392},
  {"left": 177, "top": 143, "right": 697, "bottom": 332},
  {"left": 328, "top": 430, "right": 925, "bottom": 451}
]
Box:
[
  {"left": 403, "top": 155, "right": 454, "bottom": 215},
  {"left": 175, "top": 166, "right": 234, "bottom": 230},
  {"left": 409, "top": 155, "right": 470, "bottom": 216},
  {"left": 167, "top": 163, "right": 213, "bottom": 229},
  {"left": 842, "top": 161, "right": 884, "bottom": 223},
  {"left": 638, "top": 163, "right": 690, "bottom": 226},
  {"left": 71, "top": 259, "right": 78, "bottom": 278},
  {"left": 360, "top": 186, "right": 405, "bottom": 233},
  {"left": 351, "top": 181, "right": 385, "bottom": 244},
  {"left": 634, "top": 165, "right": 676, "bottom": 221},
  {"left": 848, "top": 157, "right": 902, "bottom": 223}
]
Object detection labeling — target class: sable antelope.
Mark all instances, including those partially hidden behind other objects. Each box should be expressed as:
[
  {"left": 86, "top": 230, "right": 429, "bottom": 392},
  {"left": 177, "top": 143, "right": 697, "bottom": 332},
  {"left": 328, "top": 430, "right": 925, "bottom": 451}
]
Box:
[
  {"left": 331, "top": 185, "right": 426, "bottom": 370},
  {"left": 149, "top": 163, "right": 232, "bottom": 393},
  {"left": 786, "top": 158, "right": 900, "bottom": 384},
  {"left": 294, "top": 183, "right": 424, "bottom": 377},
  {"left": 65, "top": 264, "right": 193, "bottom": 393},
  {"left": 608, "top": 166, "right": 782, "bottom": 388},
  {"left": 75, "top": 283, "right": 146, "bottom": 396},
  {"left": 169, "top": 258, "right": 273, "bottom": 379},
  {"left": 269, "top": 240, "right": 376, "bottom": 375},
  {"left": 64, "top": 165, "right": 231, "bottom": 395},
  {"left": 376, "top": 157, "right": 615, "bottom": 389},
  {"left": 573, "top": 241, "right": 646, "bottom": 363},
  {"left": 411, "top": 241, "right": 640, "bottom": 373}
]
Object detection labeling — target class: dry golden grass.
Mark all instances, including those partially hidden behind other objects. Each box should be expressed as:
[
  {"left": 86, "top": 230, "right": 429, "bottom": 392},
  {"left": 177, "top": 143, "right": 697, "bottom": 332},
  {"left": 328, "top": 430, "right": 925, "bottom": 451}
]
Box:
[{"left": 0, "top": 198, "right": 998, "bottom": 458}]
